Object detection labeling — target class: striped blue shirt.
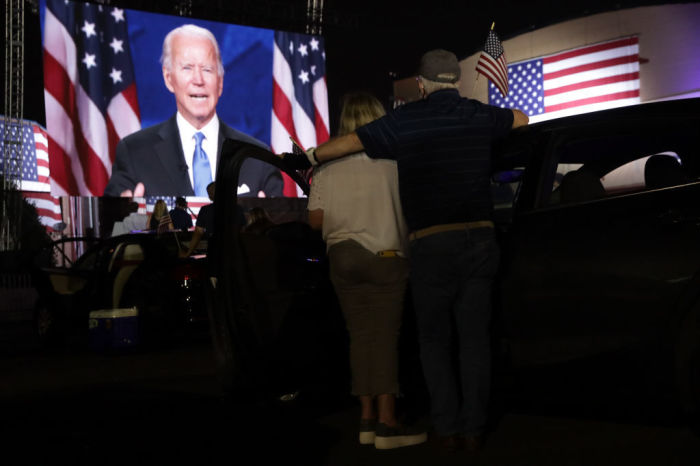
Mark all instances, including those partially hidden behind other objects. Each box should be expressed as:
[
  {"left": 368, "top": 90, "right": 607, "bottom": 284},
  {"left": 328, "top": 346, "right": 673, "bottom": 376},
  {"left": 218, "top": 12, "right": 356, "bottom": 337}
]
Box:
[{"left": 356, "top": 89, "right": 513, "bottom": 231}]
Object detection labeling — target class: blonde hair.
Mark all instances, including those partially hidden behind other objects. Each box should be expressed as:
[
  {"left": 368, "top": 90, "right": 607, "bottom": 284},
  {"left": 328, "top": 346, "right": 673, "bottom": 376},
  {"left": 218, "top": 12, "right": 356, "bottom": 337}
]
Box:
[
  {"left": 337, "top": 92, "right": 386, "bottom": 136},
  {"left": 152, "top": 199, "right": 168, "bottom": 220}
]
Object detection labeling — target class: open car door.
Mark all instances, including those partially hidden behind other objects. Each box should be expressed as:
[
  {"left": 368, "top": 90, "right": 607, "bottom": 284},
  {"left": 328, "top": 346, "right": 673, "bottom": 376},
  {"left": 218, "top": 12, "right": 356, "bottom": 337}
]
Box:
[{"left": 206, "top": 139, "right": 347, "bottom": 401}]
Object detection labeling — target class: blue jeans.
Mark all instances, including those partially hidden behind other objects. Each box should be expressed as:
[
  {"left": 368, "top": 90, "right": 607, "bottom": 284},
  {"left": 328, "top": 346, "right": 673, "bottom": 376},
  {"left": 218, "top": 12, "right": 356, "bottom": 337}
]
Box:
[{"left": 409, "top": 227, "right": 499, "bottom": 435}]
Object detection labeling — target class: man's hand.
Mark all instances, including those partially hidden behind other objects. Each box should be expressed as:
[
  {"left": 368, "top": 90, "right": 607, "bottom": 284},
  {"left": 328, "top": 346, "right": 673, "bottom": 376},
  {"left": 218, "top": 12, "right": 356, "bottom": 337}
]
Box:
[
  {"left": 280, "top": 142, "right": 319, "bottom": 170},
  {"left": 120, "top": 182, "right": 145, "bottom": 198}
]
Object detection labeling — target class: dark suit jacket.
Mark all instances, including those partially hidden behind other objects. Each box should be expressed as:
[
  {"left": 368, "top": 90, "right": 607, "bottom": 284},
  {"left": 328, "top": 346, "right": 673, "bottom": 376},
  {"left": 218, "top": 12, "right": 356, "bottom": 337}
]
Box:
[{"left": 103, "top": 115, "right": 283, "bottom": 197}]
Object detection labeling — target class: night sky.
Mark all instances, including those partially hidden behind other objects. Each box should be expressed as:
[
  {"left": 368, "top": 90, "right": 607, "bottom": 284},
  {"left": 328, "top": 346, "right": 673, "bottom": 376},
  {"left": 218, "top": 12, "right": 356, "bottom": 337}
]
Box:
[{"left": 4, "top": 0, "right": 690, "bottom": 131}]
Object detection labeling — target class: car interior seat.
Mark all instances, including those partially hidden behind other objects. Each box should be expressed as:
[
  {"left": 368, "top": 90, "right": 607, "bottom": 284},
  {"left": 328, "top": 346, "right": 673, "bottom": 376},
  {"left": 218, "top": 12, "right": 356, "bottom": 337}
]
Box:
[
  {"left": 559, "top": 167, "right": 606, "bottom": 204},
  {"left": 111, "top": 243, "right": 144, "bottom": 309},
  {"left": 644, "top": 154, "right": 689, "bottom": 189}
]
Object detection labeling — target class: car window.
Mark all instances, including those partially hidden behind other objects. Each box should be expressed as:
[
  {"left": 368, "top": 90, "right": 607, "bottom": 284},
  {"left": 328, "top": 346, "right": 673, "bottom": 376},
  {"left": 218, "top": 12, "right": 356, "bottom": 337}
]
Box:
[
  {"left": 491, "top": 129, "right": 534, "bottom": 220},
  {"left": 544, "top": 125, "right": 697, "bottom": 207},
  {"left": 73, "top": 243, "right": 112, "bottom": 271},
  {"left": 491, "top": 171, "right": 524, "bottom": 225}
]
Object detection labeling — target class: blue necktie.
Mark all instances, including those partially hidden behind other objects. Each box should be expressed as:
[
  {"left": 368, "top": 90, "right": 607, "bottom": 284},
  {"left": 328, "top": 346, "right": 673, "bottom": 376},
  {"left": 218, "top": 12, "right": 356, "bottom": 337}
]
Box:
[{"left": 192, "top": 132, "right": 212, "bottom": 197}]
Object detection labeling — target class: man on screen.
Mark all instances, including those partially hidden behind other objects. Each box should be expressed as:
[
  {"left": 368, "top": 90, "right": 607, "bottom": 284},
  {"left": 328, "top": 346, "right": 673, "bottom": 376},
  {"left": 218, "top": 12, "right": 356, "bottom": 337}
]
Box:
[{"left": 104, "top": 24, "right": 282, "bottom": 198}]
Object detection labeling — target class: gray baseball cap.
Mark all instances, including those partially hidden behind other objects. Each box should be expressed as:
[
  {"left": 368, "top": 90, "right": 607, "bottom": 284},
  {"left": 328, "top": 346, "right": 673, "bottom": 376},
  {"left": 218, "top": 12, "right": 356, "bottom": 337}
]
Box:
[{"left": 418, "top": 49, "right": 460, "bottom": 83}]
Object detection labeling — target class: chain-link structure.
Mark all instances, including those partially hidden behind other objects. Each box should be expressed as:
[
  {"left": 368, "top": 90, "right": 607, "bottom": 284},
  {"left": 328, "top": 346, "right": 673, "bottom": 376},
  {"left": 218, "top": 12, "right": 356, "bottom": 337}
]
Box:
[
  {"left": 305, "top": 0, "right": 324, "bottom": 35},
  {"left": 2, "top": 0, "right": 25, "bottom": 251},
  {"left": 175, "top": 0, "right": 193, "bottom": 17}
]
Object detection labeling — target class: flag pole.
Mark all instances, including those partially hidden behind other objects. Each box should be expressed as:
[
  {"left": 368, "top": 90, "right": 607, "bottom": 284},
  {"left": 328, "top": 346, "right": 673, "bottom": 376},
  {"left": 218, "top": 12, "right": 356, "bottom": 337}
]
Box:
[{"left": 472, "top": 22, "right": 495, "bottom": 97}]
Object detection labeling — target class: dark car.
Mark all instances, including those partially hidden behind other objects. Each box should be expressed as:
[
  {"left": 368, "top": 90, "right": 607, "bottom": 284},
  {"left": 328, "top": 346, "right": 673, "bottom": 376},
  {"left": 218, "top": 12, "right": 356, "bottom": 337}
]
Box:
[
  {"left": 490, "top": 97, "right": 700, "bottom": 414},
  {"left": 35, "top": 231, "right": 209, "bottom": 348}
]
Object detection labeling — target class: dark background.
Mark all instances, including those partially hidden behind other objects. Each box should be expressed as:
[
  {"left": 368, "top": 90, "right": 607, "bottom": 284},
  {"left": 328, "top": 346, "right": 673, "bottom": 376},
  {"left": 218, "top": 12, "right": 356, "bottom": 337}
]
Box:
[{"left": 4, "top": 0, "right": 693, "bottom": 135}]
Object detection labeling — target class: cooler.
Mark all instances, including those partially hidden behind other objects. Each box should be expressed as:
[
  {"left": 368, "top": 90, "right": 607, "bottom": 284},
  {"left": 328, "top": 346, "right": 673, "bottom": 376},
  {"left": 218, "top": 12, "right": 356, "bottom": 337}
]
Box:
[{"left": 89, "top": 307, "right": 139, "bottom": 351}]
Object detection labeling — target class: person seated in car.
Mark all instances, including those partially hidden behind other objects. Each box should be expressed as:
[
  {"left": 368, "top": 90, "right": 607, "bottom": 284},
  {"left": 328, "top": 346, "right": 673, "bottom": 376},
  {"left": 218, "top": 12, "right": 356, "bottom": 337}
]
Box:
[
  {"left": 242, "top": 207, "right": 275, "bottom": 235},
  {"left": 558, "top": 166, "right": 606, "bottom": 204}
]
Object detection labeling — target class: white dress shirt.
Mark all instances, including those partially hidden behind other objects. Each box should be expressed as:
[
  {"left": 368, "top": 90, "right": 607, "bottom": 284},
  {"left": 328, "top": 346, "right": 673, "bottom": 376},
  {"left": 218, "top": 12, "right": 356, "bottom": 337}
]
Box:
[{"left": 176, "top": 113, "right": 219, "bottom": 189}]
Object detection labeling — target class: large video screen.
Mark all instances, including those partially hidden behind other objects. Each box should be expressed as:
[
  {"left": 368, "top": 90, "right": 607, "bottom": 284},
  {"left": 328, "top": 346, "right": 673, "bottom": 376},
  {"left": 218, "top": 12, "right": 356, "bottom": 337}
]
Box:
[{"left": 40, "top": 0, "right": 329, "bottom": 198}]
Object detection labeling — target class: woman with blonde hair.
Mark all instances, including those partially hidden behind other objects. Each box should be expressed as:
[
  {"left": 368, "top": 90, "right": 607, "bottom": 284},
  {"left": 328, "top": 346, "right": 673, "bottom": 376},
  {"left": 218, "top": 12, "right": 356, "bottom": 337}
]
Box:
[
  {"left": 307, "top": 92, "right": 426, "bottom": 449},
  {"left": 148, "top": 199, "right": 174, "bottom": 233}
]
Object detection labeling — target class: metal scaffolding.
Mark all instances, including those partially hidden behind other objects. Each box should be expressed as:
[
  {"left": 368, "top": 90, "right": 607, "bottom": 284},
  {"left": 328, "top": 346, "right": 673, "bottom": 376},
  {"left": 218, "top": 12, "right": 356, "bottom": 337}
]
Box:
[
  {"left": 2, "top": 0, "right": 25, "bottom": 251},
  {"left": 306, "top": 0, "right": 324, "bottom": 35}
]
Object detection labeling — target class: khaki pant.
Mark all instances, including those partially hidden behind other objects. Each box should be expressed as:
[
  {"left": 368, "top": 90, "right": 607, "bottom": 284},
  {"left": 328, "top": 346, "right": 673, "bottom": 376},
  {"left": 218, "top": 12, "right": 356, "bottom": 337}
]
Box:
[{"left": 328, "top": 240, "right": 409, "bottom": 396}]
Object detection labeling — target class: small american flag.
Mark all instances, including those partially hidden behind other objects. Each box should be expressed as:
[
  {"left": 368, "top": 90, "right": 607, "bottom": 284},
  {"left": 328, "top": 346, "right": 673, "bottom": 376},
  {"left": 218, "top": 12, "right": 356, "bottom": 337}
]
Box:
[
  {"left": 271, "top": 31, "right": 329, "bottom": 197},
  {"left": 488, "top": 36, "right": 640, "bottom": 121},
  {"left": 476, "top": 29, "right": 509, "bottom": 98},
  {"left": 1, "top": 116, "right": 63, "bottom": 231}
]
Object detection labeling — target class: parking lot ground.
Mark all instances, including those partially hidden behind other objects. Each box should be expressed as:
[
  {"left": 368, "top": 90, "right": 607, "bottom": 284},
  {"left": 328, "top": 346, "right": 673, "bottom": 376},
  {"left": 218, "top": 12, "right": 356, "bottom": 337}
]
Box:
[{"left": 2, "top": 333, "right": 700, "bottom": 466}]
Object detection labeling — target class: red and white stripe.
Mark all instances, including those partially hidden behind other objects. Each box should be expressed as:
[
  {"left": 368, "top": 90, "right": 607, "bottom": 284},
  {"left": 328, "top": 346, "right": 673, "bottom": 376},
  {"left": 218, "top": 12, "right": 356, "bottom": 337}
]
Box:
[
  {"left": 270, "top": 41, "right": 329, "bottom": 197},
  {"left": 23, "top": 192, "right": 63, "bottom": 231},
  {"left": 136, "top": 196, "right": 211, "bottom": 221},
  {"left": 42, "top": 8, "right": 140, "bottom": 196},
  {"left": 539, "top": 36, "right": 640, "bottom": 121},
  {"left": 476, "top": 51, "right": 508, "bottom": 98},
  {"left": 18, "top": 124, "right": 50, "bottom": 192}
]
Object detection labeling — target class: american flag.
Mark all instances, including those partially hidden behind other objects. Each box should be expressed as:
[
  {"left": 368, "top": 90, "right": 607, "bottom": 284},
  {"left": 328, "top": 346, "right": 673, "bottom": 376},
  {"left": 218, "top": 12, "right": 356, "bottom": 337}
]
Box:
[
  {"left": 271, "top": 31, "right": 329, "bottom": 197},
  {"left": 0, "top": 117, "right": 63, "bottom": 230},
  {"left": 137, "top": 196, "right": 211, "bottom": 223},
  {"left": 42, "top": 0, "right": 141, "bottom": 196},
  {"left": 488, "top": 36, "right": 640, "bottom": 122},
  {"left": 22, "top": 192, "right": 64, "bottom": 230},
  {"left": 476, "top": 29, "right": 509, "bottom": 98}
]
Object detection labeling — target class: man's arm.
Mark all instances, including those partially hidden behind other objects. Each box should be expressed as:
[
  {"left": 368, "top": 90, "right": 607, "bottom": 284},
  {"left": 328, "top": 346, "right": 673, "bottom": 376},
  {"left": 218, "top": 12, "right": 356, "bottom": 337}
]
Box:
[
  {"left": 104, "top": 140, "right": 148, "bottom": 197},
  {"left": 181, "top": 226, "right": 205, "bottom": 257},
  {"left": 104, "top": 141, "right": 137, "bottom": 196},
  {"left": 283, "top": 132, "right": 365, "bottom": 170},
  {"left": 512, "top": 109, "right": 529, "bottom": 129},
  {"left": 314, "top": 132, "right": 364, "bottom": 163}
]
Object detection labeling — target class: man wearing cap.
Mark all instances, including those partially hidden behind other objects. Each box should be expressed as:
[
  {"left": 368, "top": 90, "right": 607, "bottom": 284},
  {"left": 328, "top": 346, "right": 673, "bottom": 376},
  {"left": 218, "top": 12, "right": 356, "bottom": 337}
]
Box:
[{"left": 282, "top": 49, "right": 528, "bottom": 451}]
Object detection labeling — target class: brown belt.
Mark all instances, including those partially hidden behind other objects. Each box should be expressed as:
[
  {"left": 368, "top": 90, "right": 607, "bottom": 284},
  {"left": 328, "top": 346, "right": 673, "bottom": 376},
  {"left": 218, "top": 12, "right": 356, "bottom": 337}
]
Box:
[{"left": 408, "top": 221, "right": 494, "bottom": 242}]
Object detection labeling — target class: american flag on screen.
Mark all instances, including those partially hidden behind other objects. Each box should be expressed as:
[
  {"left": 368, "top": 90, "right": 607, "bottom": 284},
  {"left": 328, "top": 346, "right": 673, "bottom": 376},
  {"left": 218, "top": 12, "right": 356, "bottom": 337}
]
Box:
[
  {"left": 42, "top": 0, "right": 141, "bottom": 196},
  {"left": 271, "top": 31, "right": 329, "bottom": 197},
  {"left": 137, "top": 196, "right": 211, "bottom": 222},
  {"left": 22, "top": 192, "right": 64, "bottom": 230},
  {"left": 488, "top": 36, "right": 640, "bottom": 120},
  {"left": 0, "top": 117, "right": 63, "bottom": 230},
  {"left": 476, "top": 29, "right": 509, "bottom": 98}
]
